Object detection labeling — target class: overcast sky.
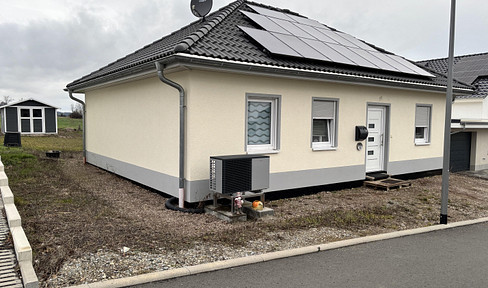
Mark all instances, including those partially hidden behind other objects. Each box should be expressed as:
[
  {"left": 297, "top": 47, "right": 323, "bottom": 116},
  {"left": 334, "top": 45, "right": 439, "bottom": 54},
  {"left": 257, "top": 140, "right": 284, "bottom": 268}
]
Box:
[{"left": 1, "top": 0, "right": 487, "bottom": 112}]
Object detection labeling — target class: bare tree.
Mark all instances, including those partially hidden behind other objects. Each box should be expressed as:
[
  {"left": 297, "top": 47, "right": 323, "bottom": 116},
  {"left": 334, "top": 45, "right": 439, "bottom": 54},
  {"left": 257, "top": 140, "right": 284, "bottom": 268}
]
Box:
[
  {"left": 70, "top": 103, "right": 83, "bottom": 119},
  {"left": 0, "top": 95, "right": 13, "bottom": 106}
]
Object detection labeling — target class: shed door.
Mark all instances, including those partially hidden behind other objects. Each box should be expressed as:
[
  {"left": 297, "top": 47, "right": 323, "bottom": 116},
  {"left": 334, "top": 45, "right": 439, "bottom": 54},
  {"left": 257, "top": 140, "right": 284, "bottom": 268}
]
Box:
[
  {"left": 366, "top": 106, "right": 386, "bottom": 172},
  {"left": 450, "top": 132, "right": 471, "bottom": 172}
]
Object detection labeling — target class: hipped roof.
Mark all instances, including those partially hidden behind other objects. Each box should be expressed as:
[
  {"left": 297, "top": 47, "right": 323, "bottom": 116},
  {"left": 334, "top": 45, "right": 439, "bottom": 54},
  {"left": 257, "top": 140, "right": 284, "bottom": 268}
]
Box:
[{"left": 67, "top": 0, "right": 473, "bottom": 94}]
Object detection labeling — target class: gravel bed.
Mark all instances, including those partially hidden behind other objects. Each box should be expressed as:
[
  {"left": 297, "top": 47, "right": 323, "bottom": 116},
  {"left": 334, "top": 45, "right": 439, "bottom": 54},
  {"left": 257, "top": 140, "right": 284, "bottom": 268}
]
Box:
[{"left": 46, "top": 227, "right": 356, "bottom": 287}]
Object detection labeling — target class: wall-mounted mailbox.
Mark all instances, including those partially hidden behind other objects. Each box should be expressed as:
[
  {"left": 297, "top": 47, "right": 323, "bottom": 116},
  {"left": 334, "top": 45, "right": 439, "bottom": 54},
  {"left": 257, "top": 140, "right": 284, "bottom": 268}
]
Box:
[{"left": 355, "top": 126, "right": 369, "bottom": 141}]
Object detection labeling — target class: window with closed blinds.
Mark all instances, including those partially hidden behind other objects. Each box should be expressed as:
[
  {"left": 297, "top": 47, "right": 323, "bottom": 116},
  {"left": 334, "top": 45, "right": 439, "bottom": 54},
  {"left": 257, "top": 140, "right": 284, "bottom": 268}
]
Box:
[
  {"left": 415, "top": 105, "right": 431, "bottom": 144},
  {"left": 313, "top": 100, "right": 335, "bottom": 119},
  {"left": 415, "top": 106, "right": 430, "bottom": 127},
  {"left": 312, "top": 99, "right": 338, "bottom": 150}
]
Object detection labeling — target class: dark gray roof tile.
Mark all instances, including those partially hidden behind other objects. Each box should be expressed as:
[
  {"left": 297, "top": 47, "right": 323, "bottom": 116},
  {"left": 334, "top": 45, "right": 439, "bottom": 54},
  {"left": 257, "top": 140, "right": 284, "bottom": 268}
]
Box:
[
  {"left": 418, "top": 53, "right": 488, "bottom": 99},
  {"left": 67, "top": 0, "right": 472, "bottom": 92}
]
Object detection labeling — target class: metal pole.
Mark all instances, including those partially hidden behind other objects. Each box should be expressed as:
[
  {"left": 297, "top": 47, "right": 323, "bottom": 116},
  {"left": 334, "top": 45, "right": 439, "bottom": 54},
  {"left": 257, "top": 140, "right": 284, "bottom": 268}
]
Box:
[{"left": 440, "top": 0, "right": 456, "bottom": 224}]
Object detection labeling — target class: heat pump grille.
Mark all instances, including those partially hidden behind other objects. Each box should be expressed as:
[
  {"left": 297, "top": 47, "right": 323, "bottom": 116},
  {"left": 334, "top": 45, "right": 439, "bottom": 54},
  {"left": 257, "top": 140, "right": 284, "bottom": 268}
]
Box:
[
  {"left": 221, "top": 158, "right": 252, "bottom": 194},
  {"left": 209, "top": 159, "right": 217, "bottom": 191}
]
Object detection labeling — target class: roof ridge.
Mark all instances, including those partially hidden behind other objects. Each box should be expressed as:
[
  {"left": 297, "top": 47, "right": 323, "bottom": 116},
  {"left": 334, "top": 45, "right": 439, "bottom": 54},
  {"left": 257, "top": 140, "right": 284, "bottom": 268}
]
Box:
[
  {"left": 418, "top": 51, "right": 488, "bottom": 63},
  {"left": 174, "top": 0, "right": 245, "bottom": 53}
]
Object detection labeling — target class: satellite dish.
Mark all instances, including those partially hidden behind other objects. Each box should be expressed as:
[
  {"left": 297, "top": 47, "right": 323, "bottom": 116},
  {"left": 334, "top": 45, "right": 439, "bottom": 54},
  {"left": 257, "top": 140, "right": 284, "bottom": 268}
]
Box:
[{"left": 191, "top": 0, "right": 212, "bottom": 18}]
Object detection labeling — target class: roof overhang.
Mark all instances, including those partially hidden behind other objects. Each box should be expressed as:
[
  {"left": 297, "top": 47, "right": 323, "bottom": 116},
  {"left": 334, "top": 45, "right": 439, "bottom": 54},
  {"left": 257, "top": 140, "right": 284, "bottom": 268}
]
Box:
[
  {"left": 68, "top": 53, "right": 475, "bottom": 96},
  {"left": 452, "top": 119, "right": 488, "bottom": 129}
]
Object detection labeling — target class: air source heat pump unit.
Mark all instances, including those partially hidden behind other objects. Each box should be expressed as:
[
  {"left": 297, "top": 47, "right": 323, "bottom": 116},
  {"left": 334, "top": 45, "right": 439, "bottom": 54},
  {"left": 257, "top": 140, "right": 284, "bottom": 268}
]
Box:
[{"left": 209, "top": 155, "right": 270, "bottom": 194}]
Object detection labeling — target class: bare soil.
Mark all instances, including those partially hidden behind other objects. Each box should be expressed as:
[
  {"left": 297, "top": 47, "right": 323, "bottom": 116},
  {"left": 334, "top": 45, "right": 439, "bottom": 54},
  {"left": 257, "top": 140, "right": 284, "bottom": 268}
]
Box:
[{"left": 6, "top": 151, "right": 488, "bottom": 286}]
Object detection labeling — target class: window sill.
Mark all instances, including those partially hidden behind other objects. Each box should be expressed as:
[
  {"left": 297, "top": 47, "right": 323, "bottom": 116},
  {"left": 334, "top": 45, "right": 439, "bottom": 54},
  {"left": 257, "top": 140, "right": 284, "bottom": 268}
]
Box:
[
  {"left": 247, "top": 149, "right": 280, "bottom": 155},
  {"left": 415, "top": 142, "right": 430, "bottom": 146},
  {"left": 312, "top": 146, "right": 337, "bottom": 151}
]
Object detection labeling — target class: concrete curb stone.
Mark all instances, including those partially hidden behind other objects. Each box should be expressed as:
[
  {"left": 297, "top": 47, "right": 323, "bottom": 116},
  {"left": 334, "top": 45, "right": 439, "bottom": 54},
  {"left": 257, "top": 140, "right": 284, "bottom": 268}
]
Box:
[
  {"left": 67, "top": 216, "right": 488, "bottom": 288},
  {"left": 0, "top": 159, "right": 39, "bottom": 288}
]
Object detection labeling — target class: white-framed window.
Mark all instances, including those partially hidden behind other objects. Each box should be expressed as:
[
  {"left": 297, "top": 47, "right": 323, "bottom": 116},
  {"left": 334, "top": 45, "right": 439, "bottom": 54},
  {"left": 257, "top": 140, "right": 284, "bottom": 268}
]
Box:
[
  {"left": 312, "top": 98, "right": 338, "bottom": 150},
  {"left": 246, "top": 94, "right": 280, "bottom": 154},
  {"left": 19, "top": 107, "right": 44, "bottom": 133},
  {"left": 415, "top": 104, "right": 431, "bottom": 145}
]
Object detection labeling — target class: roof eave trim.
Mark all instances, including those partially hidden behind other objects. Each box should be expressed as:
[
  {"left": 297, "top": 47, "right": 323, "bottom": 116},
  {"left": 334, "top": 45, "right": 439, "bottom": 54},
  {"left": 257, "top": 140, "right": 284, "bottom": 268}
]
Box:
[
  {"left": 68, "top": 53, "right": 474, "bottom": 95},
  {"left": 162, "top": 53, "right": 474, "bottom": 94}
]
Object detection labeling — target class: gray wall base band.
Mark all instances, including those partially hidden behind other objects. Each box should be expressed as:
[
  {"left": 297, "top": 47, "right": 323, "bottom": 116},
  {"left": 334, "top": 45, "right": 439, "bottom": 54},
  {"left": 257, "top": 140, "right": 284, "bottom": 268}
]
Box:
[{"left": 87, "top": 151, "right": 442, "bottom": 202}]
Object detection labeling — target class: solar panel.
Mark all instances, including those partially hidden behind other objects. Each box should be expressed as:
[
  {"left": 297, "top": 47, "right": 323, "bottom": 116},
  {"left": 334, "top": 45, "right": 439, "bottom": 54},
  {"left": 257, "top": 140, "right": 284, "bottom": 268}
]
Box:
[
  {"left": 387, "top": 55, "right": 435, "bottom": 77},
  {"left": 247, "top": 4, "right": 295, "bottom": 22},
  {"left": 371, "top": 52, "right": 409, "bottom": 73},
  {"left": 336, "top": 32, "right": 376, "bottom": 51},
  {"left": 241, "top": 5, "right": 435, "bottom": 78},
  {"left": 272, "top": 33, "right": 329, "bottom": 61},
  {"left": 302, "top": 39, "right": 356, "bottom": 65},
  {"left": 240, "top": 11, "right": 290, "bottom": 34},
  {"left": 327, "top": 44, "right": 379, "bottom": 69},
  {"left": 239, "top": 26, "right": 302, "bottom": 57},
  {"left": 350, "top": 48, "right": 398, "bottom": 71},
  {"left": 286, "top": 14, "right": 327, "bottom": 29},
  {"left": 294, "top": 23, "right": 331, "bottom": 41},
  {"left": 269, "top": 18, "right": 314, "bottom": 39},
  {"left": 304, "top": 26, "right": 340, "bottom": 43}
]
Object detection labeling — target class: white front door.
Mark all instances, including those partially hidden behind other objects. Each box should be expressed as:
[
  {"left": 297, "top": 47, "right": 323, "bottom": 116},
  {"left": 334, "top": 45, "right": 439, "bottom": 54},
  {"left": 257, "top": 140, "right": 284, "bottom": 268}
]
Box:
[{"left": 366, "top": 106, "right": 386, "bottom": 172}]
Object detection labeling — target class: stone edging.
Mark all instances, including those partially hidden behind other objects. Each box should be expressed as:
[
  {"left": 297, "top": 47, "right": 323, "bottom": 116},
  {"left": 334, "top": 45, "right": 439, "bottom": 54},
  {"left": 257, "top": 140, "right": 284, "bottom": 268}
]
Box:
[{"left": 0, "top": 157, "right": 39, "bottom": 288}]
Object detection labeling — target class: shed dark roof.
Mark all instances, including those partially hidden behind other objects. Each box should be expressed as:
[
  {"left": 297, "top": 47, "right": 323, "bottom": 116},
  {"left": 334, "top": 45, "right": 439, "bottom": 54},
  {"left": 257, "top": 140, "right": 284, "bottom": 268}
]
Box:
[
  {"left": 0, "top": 99, "right": 59, "bottom": 109},
  {"left": 67, "top": 0, "right": 472, "bottom": 93},
  {"left": 417, "top": 52, "right": 488, "bottom": 99}
]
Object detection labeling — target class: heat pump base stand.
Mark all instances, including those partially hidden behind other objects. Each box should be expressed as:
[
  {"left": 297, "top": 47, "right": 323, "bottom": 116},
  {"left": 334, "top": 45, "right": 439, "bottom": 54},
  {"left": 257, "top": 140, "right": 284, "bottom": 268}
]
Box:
[{"left": 212, "top": 191, "right": 265, "bottom": 215}]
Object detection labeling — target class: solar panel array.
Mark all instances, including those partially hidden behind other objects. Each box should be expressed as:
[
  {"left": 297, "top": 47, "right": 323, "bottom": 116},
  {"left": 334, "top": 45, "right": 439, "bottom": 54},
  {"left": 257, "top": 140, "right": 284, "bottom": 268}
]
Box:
[{"left": 240, "top": 4, "right": 433, "bottom": 78}]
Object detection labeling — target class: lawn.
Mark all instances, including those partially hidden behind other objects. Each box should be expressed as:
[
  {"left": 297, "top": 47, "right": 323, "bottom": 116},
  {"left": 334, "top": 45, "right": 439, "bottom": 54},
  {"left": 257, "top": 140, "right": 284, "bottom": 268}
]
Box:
[{"left": 57, "top": 117, "right": 83, "bottom": 130}]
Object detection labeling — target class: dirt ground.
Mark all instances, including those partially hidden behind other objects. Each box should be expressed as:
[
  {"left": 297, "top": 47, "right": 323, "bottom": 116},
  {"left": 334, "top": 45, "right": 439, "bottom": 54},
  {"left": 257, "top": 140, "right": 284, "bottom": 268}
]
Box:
[{"left": 6, "top": 151, "right": 488, "bottom": 286}]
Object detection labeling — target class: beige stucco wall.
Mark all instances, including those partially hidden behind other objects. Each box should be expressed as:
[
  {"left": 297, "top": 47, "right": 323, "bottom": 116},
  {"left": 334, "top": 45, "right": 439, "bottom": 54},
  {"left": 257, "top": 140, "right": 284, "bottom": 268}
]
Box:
[
  {"left": 85, "top": 74, "right": 184, "bottom": 177},
  {"left": 185, "top": 69, "right": 446, "bottom": 181},
  {"left": 452, "top": 98, "right": 484, "bottom": 119},
  {"left": 471, "top": 130, "right": 488, "bottom": 170}
]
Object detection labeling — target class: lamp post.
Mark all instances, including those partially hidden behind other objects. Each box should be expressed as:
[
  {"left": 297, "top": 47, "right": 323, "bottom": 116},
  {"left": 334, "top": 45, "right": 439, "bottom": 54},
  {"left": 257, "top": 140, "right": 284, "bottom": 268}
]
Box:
[{"left": 440, "top": 0, "right": 456, "bottom": 225}]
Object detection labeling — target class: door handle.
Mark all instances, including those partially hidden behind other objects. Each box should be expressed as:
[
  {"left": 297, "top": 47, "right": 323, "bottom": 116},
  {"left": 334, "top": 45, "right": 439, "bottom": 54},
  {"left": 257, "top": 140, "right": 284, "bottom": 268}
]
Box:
[{"left": 380, "top": 134, "right": 384, "bottom": 146}]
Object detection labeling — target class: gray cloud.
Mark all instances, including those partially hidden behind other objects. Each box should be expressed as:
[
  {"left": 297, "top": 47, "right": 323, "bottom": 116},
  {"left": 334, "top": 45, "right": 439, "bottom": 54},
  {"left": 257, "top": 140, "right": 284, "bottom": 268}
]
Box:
[{"left": 0, "top": 0, "right": 486, "bottom": 111}]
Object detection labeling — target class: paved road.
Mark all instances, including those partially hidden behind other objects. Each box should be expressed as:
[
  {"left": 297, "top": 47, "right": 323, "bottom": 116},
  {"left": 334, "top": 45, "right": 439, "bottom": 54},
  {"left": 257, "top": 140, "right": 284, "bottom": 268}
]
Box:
[{"left": 131, "top": 222, "right": 488, "bottom": 288}]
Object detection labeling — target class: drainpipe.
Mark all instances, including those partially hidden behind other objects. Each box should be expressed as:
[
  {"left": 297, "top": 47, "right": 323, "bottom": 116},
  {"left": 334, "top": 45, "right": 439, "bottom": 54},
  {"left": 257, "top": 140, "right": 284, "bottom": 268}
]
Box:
[
  {"left": 68, "top": 90, "right": 86, "bottom": 163},
  {"left": 155, "top": 62, "right": 186, "bottom": 208}
]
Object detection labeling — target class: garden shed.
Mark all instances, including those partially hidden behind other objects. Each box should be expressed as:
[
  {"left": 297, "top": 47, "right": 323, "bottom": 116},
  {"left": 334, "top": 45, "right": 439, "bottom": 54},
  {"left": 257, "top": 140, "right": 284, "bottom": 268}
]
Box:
[{"left": 0, "top": 99, "right": 58, "bottom": 135}]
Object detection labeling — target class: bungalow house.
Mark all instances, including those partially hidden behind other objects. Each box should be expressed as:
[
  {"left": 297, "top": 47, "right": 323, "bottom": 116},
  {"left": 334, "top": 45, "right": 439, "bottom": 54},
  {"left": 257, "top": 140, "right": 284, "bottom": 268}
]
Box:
[
  {"left": 66, "top": 0, "right": 472, "bottom": 203},
  {"left": 0, "top": 99, "right": 58, "bottom": 135},
  {"left": 418, "top": 53, "right": 488, "bottom": 172}
]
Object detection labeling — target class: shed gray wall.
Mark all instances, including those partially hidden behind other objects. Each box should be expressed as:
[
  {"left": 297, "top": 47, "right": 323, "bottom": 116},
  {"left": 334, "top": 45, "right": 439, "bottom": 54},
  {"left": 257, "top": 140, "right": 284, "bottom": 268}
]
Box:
[
  {"left": 6, "top": 107, "right": 18, "bottom": 132},
  {"left": 45, "top": 108, "right": 57, "bottom": 133}
]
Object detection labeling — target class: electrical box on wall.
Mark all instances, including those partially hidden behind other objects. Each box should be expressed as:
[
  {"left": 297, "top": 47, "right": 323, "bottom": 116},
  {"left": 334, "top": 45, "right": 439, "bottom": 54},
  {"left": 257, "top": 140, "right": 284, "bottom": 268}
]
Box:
[
  {"left": 355, "top": 126, "right": 369, "bottom": 141},
  {"left": 209, "top": 155, "right": 270, "bottom": 194}
]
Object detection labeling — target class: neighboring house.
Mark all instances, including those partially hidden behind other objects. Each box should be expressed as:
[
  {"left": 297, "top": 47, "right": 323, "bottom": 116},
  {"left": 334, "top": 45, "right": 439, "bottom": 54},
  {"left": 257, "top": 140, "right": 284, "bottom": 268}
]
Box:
[
  {"left": 418, "top": 53, "right": 488, "bottom": 172},
  {"left": 0, "top": 99, "right": 58, "bottom": 135},
  {"left": 66, "top": 0, "right": 472, "bottom": 203}
]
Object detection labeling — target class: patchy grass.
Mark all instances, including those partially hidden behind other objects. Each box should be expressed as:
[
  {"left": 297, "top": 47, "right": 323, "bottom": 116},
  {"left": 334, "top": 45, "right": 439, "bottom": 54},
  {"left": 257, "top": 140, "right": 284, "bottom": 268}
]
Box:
[
  {"left": 57, "top": 117, "right": 82, "bottom": 130},
  {"left": 20, "top": 131, "right": 82, "bottom": 152}
]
